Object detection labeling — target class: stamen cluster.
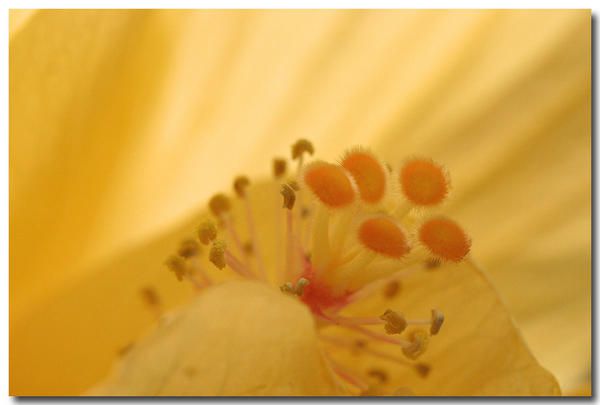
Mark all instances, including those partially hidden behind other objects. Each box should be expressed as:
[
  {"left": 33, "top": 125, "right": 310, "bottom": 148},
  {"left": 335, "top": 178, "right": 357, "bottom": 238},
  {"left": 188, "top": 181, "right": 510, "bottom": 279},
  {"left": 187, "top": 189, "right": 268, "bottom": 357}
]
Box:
[{"left": 164, "top": 139, "right": 472, "bottom": 395}]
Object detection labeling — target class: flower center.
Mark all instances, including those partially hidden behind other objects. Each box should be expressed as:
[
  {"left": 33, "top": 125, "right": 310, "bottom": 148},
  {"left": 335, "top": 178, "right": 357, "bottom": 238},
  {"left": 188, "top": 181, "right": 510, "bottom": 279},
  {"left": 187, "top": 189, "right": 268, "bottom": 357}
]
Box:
[{"left": 164, "top": 139, "right": 472, "bottom": 395}]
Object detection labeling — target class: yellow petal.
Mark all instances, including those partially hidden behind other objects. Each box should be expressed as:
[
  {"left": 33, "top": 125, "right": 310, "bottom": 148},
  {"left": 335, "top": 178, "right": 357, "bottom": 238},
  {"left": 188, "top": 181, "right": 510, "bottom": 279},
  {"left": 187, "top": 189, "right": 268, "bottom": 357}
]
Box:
[
  {"left": 10, "top": 181, "right": 282, "bottom": 395},
  {"left": 11, "top": 180, "right": 559, "bottom": 396},
  {"left": 10, "top": 10, "right": 349, "bottom": 317},
  {"left": 9, "top": 9, "right": 37, "bottom": 38},
  {"left": 89, "top": 281, "right": 342, "bottom": 396},
  {"left": 369, "top": 10, "right": 590, "bottom": 391},
  {"left": 325, "top": 259, "right": 560, "bottom": 395},
  {"left": 565, "top": 381, "right": 591, "bottom": 397},
  {"left": 9, "top": 198, "right": 248, "bottom": 395},
  {"left": 11, "top": 9, "right": 589, "bottom": 395}
]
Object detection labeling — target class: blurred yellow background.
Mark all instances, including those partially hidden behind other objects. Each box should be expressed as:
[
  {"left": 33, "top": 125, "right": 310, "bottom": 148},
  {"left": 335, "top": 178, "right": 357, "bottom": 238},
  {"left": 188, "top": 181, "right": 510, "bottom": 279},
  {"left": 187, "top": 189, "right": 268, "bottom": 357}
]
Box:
[{"left": 9, "top": 9, "right": 590, "bottom": 395}]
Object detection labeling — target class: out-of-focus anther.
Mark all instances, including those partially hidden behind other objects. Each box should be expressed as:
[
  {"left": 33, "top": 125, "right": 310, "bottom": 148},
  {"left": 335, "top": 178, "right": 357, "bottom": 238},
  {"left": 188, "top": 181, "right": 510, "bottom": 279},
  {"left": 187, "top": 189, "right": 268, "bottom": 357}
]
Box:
[
  {"left": 430, "top": 309, "right": 444, "bottom": 335},
  {"left": 165, "top": 255, "right": 188, "bottom": 281},
  {"left": 367, "top": 368, "right": 388, "bottom": 384},
  {"left": 198, "top": 220, "right": 217, "bottom": 245},
  {"left": 273, "top": 158, "right": 287, "bottom": 179},
  {"left": 281, "top": 183, "right": 296, "bottom": 210},
  {"left": 233, "top": 176, "right": 250, "bottom": 198},
  {"left": 209, "top": 193, "right": 231, "bottom": 217},
  {"left": 243, "top": 241, "right": 254, "bottom": 255},
  {"left": 414, "top": 363, "right": 431, "bottom": 378},
  {"left": 425, "top": 258, "right": 442, "bottom": 269},
  {"left": 288, "top": 180, "right": 300, "bottom": 191},
  {"left": 291, "top": 139, "right": 314, "bottom": 160},
  {"left": 140, "top": 286, "right": 160, "bottom": 308},
  {"left": 178, "top": 238, "right": 200, "bottom": 259},
  {"left": 383, "top": 280, "right": 401, "bottom": 299}
]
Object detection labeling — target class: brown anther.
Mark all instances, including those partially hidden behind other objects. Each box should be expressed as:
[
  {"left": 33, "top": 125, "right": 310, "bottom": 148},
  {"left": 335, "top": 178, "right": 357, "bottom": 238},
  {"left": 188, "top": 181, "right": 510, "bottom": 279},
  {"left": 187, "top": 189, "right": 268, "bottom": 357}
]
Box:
[
  {"left": 117, "top": 342, "right": 134, "bottom": 357},
  {"left": 295, "top": 278, "right": 310, "bottom": 296},
  {"left": 209, "top": 193, "right": 231, "bottom": 217},
  {"left": 280, "top": 282, "right": 295, "bottom": 294},
  {"left": 198, "top": 220, "right": 217, "bottom": 245},
  {"left": 430, "top": 309, "right": 444, "bottom": 335},
  {"left": 414, "top": 363, "right": 431, "bottom": 378},
  {"left": 425, "top": 257, "right": 442, "bottom": 269},
  {"left": 367, "top": 368, "right": 388, "bottom": 384},
  {"left": 140, "top": 286, "right": 160, "bottom": 308},
  {"left": 281, "top": 183, "right": 296, "bottom": 210},
  {"left": 243, "top": 241, "right": 254, "bottom": 255},
  {"left": 402, "top": 329, "right": 429, "bottom": 360},
  {"left": 291, "top": 139, "right": 314, "bottom": 160},
  {"left": 273, "top": 158, "right": 287, "bottom": 179},
  {"left": 165, "top": 255, "right": 187, "bottom": 281},
  {"left": 380, "top": 309, "right": 407, "bottom": 335},
  {"left": 233, "top": 176, "right": 250, "bottom": 198},
  {"left": 209, "top": 240, "right": 227, "bottom": 270},
  {"left": 288, "top": 180, "right": 300, "bottom": 191},
  {"left": 383, "top": 280, "right": 402, "bottom": 299},
  {"left": 279, "top": 278, "right": 310, "bottom": 296},
  {"left": 178, "top": 238, "right": 200, "bottom": 258}
]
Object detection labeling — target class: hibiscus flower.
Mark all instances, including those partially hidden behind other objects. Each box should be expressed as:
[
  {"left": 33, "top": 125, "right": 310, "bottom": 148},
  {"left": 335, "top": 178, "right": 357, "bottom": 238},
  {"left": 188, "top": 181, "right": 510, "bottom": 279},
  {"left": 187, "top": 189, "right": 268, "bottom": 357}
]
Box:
[{"left": 9, "top": 9, "right": 590, "bottom": 396}]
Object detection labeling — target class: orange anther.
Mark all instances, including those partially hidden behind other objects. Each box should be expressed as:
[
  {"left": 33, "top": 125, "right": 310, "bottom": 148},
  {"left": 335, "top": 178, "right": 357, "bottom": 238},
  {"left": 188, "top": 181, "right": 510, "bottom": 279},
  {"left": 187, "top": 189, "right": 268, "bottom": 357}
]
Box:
[
  {"left": 342, "top": 149, "right": 387, "bottom": 204},
  {"left": 303, "top": 162, "right": 356, "bottom": 208},
  {"left": 418, "top": 217, "right": 471, "bottom": 262},
  {"left": 358, "top": 217, "right": 410, "bottom": 259},
  {"left": 400, "top": 159, "right": 449, "bottom": 206}
]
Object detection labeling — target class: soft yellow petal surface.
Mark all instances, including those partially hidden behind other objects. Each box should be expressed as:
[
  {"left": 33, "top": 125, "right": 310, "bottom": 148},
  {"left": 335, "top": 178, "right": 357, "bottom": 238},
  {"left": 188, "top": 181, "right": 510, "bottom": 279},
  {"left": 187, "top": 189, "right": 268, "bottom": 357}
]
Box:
[
  {"left": 90, "top": 281, "right": 342, "bottom": 396},
  {"left": 326, "top": 259, "right": 560, "bottom": 395},
  {"left": 9, "top": 181, "right": 276, "bottom": 395},
  {"left": 10, "top": 211, "right": 199, "bottom": 395},
  {"left": 9, "top": 181, "right": 556, "bottom": 396},
  {"left": 369, "top": 11, "right": 591, "bottom": 389},
  {"left": 10, "top": 9, "right": 590, "bottom": 394},
  {"left": 9, "top": 9, "right": 37, "bottom": 37}
]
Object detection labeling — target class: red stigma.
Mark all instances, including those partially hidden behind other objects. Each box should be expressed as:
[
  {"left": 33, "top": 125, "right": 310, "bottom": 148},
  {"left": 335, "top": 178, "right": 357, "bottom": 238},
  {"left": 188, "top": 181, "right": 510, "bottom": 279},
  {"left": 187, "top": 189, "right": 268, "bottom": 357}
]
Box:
[{"left": 297, "top": 260, "right": 350, "bottom": 315}]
